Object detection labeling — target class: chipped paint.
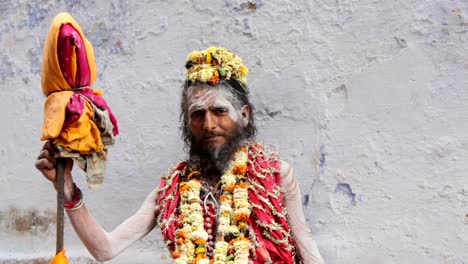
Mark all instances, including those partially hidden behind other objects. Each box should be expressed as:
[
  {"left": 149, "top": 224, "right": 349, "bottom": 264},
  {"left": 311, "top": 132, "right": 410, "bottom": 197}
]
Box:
[{"left": 0, "top": 207, "right": 55, "bottom": 235}]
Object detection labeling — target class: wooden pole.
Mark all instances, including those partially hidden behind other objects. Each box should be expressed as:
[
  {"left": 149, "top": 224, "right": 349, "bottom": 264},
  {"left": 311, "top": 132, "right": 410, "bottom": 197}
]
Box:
[{"left": 56, "top": 158, "right": 65, "bottom": 254}]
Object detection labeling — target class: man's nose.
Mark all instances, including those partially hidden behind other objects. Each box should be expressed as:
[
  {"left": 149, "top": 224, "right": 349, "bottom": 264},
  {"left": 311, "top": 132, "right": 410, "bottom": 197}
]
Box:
[{"left": 203, "top": 111, "right": 217, "bottom": 130}]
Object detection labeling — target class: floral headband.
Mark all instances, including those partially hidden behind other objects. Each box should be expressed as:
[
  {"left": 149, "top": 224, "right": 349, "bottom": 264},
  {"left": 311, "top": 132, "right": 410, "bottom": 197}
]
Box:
[{"left": 185, "top": 46, "right": 249, "bottom": 89}]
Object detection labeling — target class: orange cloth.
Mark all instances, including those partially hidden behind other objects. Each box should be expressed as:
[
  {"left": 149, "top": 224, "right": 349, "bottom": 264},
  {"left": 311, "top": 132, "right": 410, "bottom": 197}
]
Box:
[
  {"left": 41, "top": 12, "right": 103, "bottom": 154},
  {"left": 41, "top": 12, "right": 97, "bottom": 95},
  {"left": 50, "top": 249, "right": 69, "bottom": 264},
  {"left": 53, "top": 99, "right": 104, "bottom": 153}
]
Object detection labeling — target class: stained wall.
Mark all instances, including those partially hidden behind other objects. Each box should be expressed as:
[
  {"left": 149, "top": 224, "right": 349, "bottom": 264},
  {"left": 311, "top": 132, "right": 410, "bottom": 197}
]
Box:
[{"left": 0, "top": 0, "right": 467, "bottom": 263}]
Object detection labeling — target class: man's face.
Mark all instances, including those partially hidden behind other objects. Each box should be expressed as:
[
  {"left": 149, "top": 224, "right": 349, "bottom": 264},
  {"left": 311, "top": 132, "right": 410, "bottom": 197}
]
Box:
[{"left": 187, "top": 86, "right": 242, "bottom": 154}]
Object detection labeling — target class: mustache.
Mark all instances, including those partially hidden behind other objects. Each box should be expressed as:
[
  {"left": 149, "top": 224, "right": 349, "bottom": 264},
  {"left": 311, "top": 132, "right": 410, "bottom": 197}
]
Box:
[{"left": 202, "top": 131, "right": 226, "bottom": 138}]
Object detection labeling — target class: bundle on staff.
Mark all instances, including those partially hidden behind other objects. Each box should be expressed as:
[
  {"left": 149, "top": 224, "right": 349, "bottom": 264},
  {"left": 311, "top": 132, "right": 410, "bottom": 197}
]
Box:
[{"left": 41, "top": 12, "right": 119, "bottom": 188}]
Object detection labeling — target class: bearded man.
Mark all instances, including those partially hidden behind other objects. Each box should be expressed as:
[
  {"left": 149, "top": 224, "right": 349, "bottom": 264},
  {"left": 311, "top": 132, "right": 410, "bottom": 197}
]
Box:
[{"left": 35, "top": 47, "right": 324, "bottom": 264}]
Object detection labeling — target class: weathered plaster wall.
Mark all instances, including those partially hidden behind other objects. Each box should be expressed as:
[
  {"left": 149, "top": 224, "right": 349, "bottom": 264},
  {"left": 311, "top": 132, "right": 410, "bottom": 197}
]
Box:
[{"left": 0, "top": 0, "right": 467, "bottom": 263}]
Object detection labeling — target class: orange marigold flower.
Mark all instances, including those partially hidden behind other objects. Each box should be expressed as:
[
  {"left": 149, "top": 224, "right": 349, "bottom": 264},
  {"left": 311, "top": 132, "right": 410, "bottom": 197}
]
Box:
[
  {"left": 209, "top": 75, "right": 220, "bottom": 85},
  {"left": 195, "top": 253, "right": 207, "bottom": 261},
  {"left": 223, "top": 184, "right": 236, "bottom": 192},
  {"left": 177, "top": 230, "right": 187, "bottom": 239},
  {"left": 180, "top": 184, "right": 189, "bottom": 192},
  {"left": 238, "top": 146, "right": 247, "bottom": 153},
  {"left": 172, "top": 250, "right": 181, "bottom": 259},
  {"left": 194, "top": 238, "right": 207, "bottom": 245},
  {"left": 177, "top": 238, "right": 184, "bottom": 245},
  {"left": 233, "top": 164, "right": 247, "bottom": 175},
  {"left": 220, "top": 195, "right": 232, "bottom": 203},
  {"left": 237, "top": 182, "right": 248, "bottom": 189},
  {"left": 235, "top": 212, "right": 249, "bottom": 222},
  {"left": 235, "top": 236, "right": 250, "bottom": 242}
]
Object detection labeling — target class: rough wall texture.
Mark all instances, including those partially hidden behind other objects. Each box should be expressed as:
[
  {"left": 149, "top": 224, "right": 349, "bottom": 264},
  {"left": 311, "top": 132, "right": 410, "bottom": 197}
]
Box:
[{"left": 0, "top": 0, "right": 467, "bottom": 263}]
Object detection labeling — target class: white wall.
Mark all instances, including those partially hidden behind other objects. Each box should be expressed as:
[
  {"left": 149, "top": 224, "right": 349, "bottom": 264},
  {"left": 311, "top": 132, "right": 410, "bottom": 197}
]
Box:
[{"left": 0, "top": 0, "right": 467, "bottom": 263}]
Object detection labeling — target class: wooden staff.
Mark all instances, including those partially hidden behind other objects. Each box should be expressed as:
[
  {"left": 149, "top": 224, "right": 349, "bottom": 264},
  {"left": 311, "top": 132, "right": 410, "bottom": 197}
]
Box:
[{"left": 55, "top": 158, "right": 66, "bottom": 254}]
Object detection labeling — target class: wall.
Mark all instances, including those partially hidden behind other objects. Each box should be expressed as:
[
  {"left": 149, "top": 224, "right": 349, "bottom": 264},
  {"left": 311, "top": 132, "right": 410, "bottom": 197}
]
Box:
[{"left": 0, "top": 0, "right": 467, "bottom": 263}]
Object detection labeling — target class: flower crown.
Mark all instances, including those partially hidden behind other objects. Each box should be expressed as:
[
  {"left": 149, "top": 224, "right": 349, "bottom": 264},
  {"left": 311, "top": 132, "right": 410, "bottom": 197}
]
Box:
[{"left": 185, "top": 46, "right": 249, "bottom": 87}]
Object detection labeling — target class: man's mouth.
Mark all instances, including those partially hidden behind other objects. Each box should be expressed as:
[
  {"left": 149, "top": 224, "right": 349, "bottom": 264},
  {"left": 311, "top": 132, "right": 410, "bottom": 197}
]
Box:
[{"left": 205, "top": 135, "right": 222, "bottom": 141}]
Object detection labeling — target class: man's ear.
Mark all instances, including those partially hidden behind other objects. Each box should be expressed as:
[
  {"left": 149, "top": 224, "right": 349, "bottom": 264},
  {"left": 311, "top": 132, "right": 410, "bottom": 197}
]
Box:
[{"left": 241, "top": 105, "right": 251, "bottom": 127}]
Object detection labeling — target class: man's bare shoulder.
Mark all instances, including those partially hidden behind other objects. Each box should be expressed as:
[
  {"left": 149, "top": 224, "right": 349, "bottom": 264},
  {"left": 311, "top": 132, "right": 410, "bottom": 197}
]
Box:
[{"left": 280, "top": 160, "right": 292, "bottom": 178}]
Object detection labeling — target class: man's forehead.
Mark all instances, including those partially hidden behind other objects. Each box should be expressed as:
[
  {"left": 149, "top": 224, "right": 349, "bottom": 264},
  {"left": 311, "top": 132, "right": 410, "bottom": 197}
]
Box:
[{"left": 188, "top": 87, "right": 230, "bottom": 105}]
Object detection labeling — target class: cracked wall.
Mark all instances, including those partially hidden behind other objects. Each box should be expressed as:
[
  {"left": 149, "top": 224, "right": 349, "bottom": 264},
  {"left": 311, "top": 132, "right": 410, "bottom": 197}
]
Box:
[{"left": 0, "top": 0, "right": 467, "bottom": 263}]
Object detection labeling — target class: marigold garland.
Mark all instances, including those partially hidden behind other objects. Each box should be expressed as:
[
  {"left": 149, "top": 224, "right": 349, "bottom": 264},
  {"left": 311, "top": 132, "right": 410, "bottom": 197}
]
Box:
[
  {"left": 174, "top": 147, "right": 251, "bottom": 264},
  {"left": 185, "top": 46, "right": 249, "bottom": 86}
]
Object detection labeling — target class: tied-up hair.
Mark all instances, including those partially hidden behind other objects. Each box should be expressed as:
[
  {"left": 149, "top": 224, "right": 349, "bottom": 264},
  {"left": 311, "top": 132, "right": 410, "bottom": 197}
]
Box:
[{"left": 179, "top": 79, "right": 257, "bottom": 149}]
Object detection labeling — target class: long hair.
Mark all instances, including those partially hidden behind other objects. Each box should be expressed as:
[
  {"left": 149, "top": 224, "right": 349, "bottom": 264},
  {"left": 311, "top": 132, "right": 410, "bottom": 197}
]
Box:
[{"left": 179, "top": 79, "right": 257, "bottom": 150}]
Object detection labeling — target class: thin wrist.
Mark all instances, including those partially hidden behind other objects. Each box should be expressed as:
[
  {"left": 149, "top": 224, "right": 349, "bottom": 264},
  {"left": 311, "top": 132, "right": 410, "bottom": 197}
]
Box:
[
  {"left": 63, "top": 182, "right": 75, "bottom": 203},
  {"left": 64, "top": 183, "right": 83, "bottom": 210}
]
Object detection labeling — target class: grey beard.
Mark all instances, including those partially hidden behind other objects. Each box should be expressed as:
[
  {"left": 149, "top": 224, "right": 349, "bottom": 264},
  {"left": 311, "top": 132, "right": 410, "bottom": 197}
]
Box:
[{"left": 188, "top": 125, "right": 246, "bottom": 173}]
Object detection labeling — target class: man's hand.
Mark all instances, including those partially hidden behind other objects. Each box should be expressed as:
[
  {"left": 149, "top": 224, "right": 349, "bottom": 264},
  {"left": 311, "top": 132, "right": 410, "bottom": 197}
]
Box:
[{"left": 35, "top": 141, "right": 75, "bottom": 202}]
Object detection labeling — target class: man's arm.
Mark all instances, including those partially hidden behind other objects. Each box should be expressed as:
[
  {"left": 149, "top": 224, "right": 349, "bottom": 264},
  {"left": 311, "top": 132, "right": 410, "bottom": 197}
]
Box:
[
  {"left": 65, "top": 188, "right": 158, "bottom": 262},
  {"left": 280, "top": 161, "right": 325, "bottom": 264},
  {"left": 35, "top": 141, "right": 158, "bottom": 261}
]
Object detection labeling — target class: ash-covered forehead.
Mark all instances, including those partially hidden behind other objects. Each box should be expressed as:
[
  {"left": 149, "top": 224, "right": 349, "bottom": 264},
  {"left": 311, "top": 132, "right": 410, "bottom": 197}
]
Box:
[{"left": 186, "top": 83, "right": 243, "bottom": 122}]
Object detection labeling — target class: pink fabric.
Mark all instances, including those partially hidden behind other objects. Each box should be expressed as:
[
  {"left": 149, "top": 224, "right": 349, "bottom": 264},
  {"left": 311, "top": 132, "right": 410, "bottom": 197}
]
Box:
[
  {"left": 57, "top": 24, "right": 119, "bottom": 136},
  {"left": 64, "top": 93, "right": 85, "bottom": 126},
  {"left": 57, "top": 24, "right": 91, "bottom": 88},
  {"left": 247, "top": 144, "right": 296, "bottom": 263},
  {"left": 155, "top": 162, "right": 186, "bottom": 252},
  {"left": 76, "top": 88, "right": 119, "bottom": 136}
]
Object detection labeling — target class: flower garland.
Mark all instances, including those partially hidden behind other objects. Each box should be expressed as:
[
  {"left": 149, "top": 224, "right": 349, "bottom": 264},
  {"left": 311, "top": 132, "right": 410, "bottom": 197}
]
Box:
[
  {"left": 174, "top": 147, "right": 251, "bottom": 264},
  {"left": 185, "top": 46, "right": 249, "bottom": 86}
]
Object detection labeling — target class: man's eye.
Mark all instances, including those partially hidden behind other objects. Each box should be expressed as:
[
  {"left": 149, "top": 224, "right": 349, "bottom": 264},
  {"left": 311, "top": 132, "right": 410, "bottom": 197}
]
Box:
[
  {"left": 190, "top": 111, "right": 204, "bottom": 118},
  {"left": 214, "top": 108, "right": 228, "bottom": 115}
]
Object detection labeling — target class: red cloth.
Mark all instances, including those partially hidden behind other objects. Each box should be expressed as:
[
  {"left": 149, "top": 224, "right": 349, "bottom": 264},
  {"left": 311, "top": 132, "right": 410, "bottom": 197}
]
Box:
[{"left": 155, "top": 144, "right": 298, "bottom": 263}]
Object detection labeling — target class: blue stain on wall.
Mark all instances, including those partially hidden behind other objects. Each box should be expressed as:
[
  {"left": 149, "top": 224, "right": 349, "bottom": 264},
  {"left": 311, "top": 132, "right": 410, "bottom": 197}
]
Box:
[
  {"left": 319, "top": 144, "right": 326, "bottom": 169},
  {"left": 335, "top": 183, "right": 357, "bottom": 206},
  {"left": 28, "top": 48, "right": 42, "bottom": 75},
  {"left": 64, "top": 0, "right": 78, "bottom": 10},
  {"left": 0, "top": 56, "right": 15, "bottom": 81},
  {"left": 26, "top": 1, "right": 51, "bottom": 29}
]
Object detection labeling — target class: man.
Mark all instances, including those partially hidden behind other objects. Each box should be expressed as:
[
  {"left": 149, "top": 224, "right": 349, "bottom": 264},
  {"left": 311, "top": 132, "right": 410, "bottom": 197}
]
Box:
[{"left": 36, "top": 47, "right": 324, "bottom": 263}]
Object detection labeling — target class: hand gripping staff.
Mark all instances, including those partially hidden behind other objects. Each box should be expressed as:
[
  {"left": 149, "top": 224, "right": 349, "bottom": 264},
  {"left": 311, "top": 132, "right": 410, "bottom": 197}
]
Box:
[{"left": 41, "top": 12, "right": 119, "bottom": 263}]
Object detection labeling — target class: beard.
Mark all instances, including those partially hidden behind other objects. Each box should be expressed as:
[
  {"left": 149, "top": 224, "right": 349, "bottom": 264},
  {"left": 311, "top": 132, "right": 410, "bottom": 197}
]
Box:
[{"left": 188, "top": 124, "right": 246, "bottom": 173}]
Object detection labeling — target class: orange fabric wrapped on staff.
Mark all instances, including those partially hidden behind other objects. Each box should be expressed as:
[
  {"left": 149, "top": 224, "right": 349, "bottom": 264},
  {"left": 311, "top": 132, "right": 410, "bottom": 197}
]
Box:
[
  {"left": 41, "top": 12, "right": 118, "bottom": 188},
  {"left": 40, "top": 12, "right": 119, "bottom": 263}
]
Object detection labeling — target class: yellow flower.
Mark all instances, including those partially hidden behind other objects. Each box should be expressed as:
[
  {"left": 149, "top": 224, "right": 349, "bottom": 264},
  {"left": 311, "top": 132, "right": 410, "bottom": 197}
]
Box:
[
  {"left": 240, "top": 65, "right": 248, "bottom": 76},
  {"left": 205, "top": 51, "right": 212, "bottom": 64},
  {"left": 188, "top": 51, "right": 202, "bottom": 62},
  {"left": 199, "top": 68, "right": 214, "bottom": 83},
  {"left": 185, "top": 46, "right": 249, "bottom": 86}
]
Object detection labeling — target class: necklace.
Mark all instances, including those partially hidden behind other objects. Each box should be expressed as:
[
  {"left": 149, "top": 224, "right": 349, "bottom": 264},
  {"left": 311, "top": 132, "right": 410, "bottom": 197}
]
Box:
[{"left": 174, "top": 147, "right": 251, "bottom": 264}]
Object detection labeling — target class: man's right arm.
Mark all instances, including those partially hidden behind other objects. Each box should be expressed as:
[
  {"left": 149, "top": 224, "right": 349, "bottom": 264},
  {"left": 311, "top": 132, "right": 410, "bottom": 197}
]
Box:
[
  {"left": 65, "top": 188, "right": 158, "bottom": 261},
  {"left": 35, "top": 141, "right": 157, "bottom": 261}
]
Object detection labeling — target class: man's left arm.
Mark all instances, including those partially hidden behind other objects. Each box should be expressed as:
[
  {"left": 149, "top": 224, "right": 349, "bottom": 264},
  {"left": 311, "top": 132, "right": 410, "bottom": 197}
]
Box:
[{"left": 280, "top": 161, "right": 325, "bottom": 264}]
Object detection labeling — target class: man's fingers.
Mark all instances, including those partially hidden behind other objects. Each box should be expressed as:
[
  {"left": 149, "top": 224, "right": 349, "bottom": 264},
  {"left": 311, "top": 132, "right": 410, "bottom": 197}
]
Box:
[
  {"left": 37, "top": 149, "right": 56, "bottom": 164},
  {"left": 35, "top": 158, "right": 55, "bottom": 171},
  {"left": 42, "top": 141, "right": 57, "bottom": 155}
]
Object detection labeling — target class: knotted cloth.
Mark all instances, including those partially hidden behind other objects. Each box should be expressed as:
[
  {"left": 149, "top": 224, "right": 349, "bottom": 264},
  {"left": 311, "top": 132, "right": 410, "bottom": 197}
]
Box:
[{"left": 40, "top": 12, "right": 118, "bottom": 188}]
